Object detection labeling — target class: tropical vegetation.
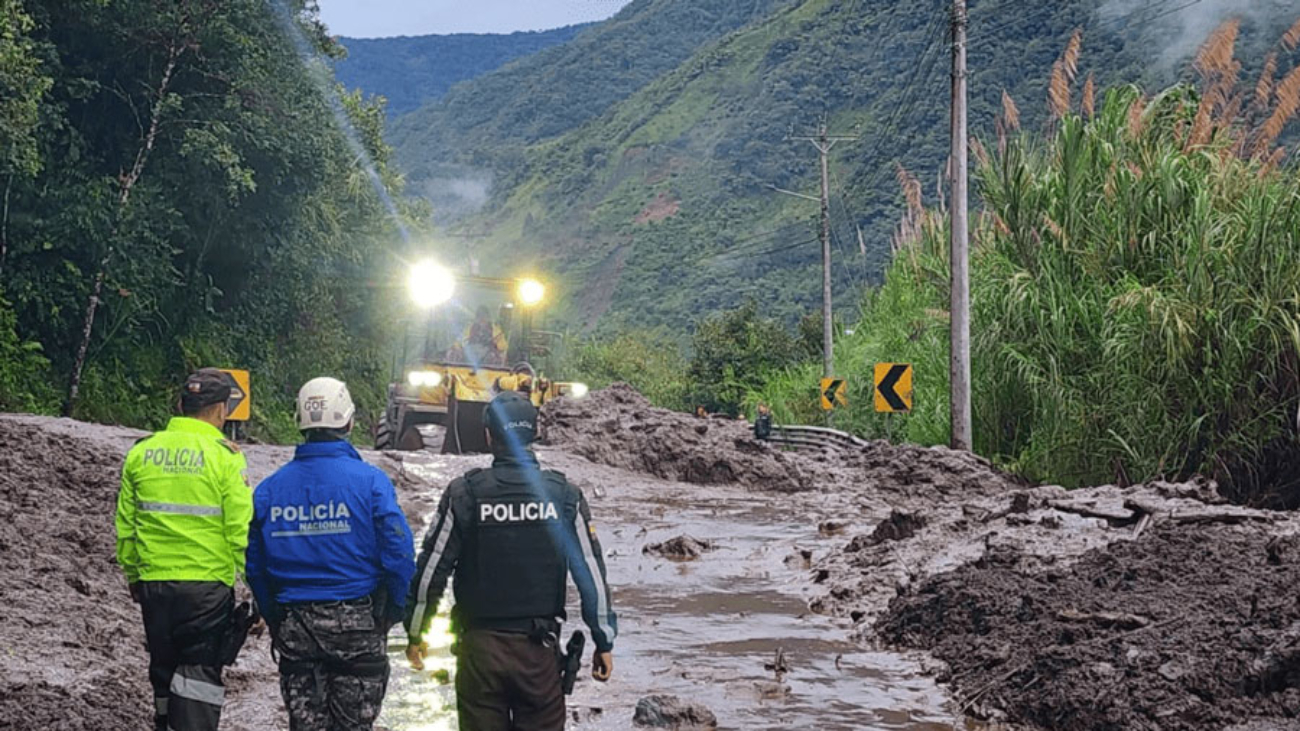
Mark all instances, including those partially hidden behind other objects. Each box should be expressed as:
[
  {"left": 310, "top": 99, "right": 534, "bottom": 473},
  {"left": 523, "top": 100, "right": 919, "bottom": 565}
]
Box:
[
  {"left": 0, "top": 0, "right": 421, "bottom": 441},
  {"left": 740, "top": 20, "right": 1300, "bottom": 501}
]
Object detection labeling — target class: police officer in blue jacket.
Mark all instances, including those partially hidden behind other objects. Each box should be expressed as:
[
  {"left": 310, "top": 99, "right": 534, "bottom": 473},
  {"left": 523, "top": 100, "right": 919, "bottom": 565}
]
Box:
[{"left": 247, "top": 377, "right": 416, "bottom": 731}]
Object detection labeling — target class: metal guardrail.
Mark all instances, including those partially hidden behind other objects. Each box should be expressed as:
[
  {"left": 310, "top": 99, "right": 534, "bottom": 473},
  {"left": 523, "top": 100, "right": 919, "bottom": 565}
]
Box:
[{"left": 764, "top": 424, "right": 868, "bottom": 452}]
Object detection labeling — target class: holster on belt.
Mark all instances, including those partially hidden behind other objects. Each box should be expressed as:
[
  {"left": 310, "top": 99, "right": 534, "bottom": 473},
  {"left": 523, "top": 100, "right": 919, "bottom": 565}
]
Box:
[
  {"left": 559, "top": 630, "right": 585, "bottom": 696},
  {"left": 370, "top": 585, "right": 405, "bottom": 634},
  {"left": 526, "top": 617, "right": 561, "bottom": 647},
  {"left": 219, "top": 601, "right": 258, "bottom": 666}
]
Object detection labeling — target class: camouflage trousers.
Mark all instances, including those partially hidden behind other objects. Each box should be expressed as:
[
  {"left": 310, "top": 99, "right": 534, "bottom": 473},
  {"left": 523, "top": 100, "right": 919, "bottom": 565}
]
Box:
[{"left": 274, "top": 599, "right": 390, "bottom": 731}]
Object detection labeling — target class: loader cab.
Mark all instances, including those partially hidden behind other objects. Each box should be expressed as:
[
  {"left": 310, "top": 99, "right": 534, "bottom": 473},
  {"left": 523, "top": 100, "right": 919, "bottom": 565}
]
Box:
[{"left": 378, "top": 266, "right": 580, "bottom": 454}]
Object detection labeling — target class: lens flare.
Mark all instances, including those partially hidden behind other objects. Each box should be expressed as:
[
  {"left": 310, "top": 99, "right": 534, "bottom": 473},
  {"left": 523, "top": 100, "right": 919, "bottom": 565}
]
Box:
[
  {"left": 517, "top": 278, "right": 546, "bottom": 307},
  {"left": 408, "top": 261, "right": 456, "bottom": 308}
]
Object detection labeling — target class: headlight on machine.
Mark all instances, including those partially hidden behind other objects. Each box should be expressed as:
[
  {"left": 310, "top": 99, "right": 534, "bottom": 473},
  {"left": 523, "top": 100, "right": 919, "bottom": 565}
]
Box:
[
  {"left": 406, "top": 370, "right": 443, "bottom": 388},
  {"left": 568, "top": 382, "right": 589, "bottom": 399}
]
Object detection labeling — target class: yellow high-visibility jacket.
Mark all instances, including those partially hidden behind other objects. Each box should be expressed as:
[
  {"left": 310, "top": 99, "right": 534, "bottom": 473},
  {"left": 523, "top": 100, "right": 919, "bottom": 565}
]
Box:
[{"left": 115, "top": 417, "right": 252, "bottom": 586}]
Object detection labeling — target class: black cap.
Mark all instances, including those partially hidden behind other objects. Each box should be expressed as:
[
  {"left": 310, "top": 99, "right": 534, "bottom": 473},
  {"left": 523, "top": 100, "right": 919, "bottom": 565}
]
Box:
[
  {"left": 181, "top": 368, "right": 234, "bottom": 413},
  {"left": 485, "top": 391, "right": 538, "bottom": 446}
]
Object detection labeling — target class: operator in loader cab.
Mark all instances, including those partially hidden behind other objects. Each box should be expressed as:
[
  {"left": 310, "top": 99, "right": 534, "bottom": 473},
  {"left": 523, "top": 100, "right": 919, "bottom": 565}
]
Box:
[
  {"left": 463, "top": 305, "right": 508, "bottom": 366},
  {"left": 115, "top": 368, "right": 252, "bottom": 731},
  {"left": 246, "top": 377, "right": 416, "bottom": 730},
  {"left": 405, "top": 390, "right": 617, "bottom": 731}
]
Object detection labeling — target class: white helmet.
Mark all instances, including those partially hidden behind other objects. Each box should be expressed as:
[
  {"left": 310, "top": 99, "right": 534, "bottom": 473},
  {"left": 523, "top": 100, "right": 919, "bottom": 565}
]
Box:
[{"left": 297, "top": 377, "right": 355, "bottom": 430}]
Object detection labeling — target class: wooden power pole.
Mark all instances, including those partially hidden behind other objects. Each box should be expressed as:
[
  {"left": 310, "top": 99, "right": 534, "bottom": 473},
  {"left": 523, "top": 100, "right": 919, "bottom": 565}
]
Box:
[
  {"left": 950, "top": 0, "right": 972, "bottom": 450},
  {"left": 787, "top": 120, "right": 857, "bottom": 378}
]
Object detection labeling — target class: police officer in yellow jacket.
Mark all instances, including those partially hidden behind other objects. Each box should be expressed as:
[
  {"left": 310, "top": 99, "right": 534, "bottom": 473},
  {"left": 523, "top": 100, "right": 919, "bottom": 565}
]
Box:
[{"left": 115, "top": 369, "right": 254, "bottom": 731}]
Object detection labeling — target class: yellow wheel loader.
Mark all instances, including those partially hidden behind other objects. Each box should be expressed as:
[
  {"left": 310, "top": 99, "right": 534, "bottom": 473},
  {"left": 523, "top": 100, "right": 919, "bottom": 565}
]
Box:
[{"left": 376, "top": 266, "right": 588, "bottom": 455}]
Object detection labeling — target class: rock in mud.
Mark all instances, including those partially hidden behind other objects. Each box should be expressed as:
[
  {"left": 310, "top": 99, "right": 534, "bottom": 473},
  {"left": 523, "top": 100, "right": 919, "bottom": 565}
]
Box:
[
  {"left": 817, "top": 519, "right": 849, "bottom": 536},
  {"left": 784, "top": 548, "right": 814, "bottom": 568},
  {"left": 845, "top": 510, "right": 927, "bottom": 551},
  {"left": 540, "top": 384, "right": 810, "bottom": 492},
  {"left": 632, "top": 694, "right": 718, "bottom": 729},
  {"left": 876, "top": 523, "right": 1300, "bottom": 730},
  {"left": 643, "top": 535, "right": 714, "bottom": 561}
]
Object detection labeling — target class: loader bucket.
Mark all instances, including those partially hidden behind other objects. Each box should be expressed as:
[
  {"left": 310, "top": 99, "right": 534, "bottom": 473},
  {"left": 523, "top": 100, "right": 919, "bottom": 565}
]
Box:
[{"left": 442, "top": 391, "right": 490, "bottom": 454}]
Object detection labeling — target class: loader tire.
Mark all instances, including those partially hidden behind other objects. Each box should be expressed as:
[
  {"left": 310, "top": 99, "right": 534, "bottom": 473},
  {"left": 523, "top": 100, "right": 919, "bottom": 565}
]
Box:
[{"left": 375, "top": 413, "right": 394, "bottom": 451}]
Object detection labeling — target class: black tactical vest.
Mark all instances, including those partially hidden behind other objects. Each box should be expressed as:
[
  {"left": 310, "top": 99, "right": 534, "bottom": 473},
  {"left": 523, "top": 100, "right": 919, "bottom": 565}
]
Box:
[{"left": 453, "top": 466, "right": 575, "bottom": 625}]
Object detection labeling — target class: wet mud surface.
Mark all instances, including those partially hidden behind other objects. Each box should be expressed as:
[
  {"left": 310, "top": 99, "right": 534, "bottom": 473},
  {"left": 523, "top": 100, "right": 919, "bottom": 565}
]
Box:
[
  {"left": 7, "top": 389, "right": 1297, "bottom": 731},
  {"left": 0, "top": 418, "right": 150, "bottom": 730},
  {"left": 380, "top": 447, "right": 958, "bottom": 730},
  {"left": 877, "top": 523, "right": 1300, "bottom": 730},
  {"left": 0, "top": 410, "right": 958, "bottom": 730}
]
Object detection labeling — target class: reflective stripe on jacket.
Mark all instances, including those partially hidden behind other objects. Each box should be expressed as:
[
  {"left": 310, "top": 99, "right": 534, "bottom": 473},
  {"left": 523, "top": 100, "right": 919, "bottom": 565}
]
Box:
[
  {"left": 115, "top": 417, "right": 252, "bottom": 586},
  {"left": 405, "top": 451, "right": 618, "bottom": 652}
]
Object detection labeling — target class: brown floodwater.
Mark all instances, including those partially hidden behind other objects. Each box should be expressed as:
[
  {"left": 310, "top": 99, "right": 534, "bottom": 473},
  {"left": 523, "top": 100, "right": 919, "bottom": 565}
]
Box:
[{"left": 377, "top": 448, "right": 960, "bottom": 730}]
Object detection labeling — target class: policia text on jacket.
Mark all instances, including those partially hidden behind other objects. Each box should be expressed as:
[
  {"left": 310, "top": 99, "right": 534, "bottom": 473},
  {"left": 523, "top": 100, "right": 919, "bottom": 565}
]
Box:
[{"left": 115, "top": 372, "right": 616, "bottom": 731}]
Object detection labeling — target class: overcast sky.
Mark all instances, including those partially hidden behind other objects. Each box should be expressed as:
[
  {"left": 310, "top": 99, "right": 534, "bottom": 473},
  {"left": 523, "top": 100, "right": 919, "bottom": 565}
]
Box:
[{"left": 318, "top": 0, "right": 633, "bottom": 38}]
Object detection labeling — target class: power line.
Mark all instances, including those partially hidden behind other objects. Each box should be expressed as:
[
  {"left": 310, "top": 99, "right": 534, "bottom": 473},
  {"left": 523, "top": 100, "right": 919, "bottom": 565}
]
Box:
[
  {"left": 796, "top": 4, "right": 946, "bottom": 302},
  {"left": 721, "top": 218, "right": 819, "bottom": 252},
  {"left": 694, "top": 229, "right": 820, "bottom": 266},
  {"left": 699, "top": 236, "right": 820, "bottom": 266},
  {"left": 821, "top": 7, "right": 946, "bottom": 223},
  {"left": 842, "top": 10, "right": 950, "bottom": 218}
]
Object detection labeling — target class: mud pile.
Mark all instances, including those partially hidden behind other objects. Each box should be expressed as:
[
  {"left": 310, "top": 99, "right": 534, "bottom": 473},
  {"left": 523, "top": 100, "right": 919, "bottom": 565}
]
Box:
[
  {"left": 0, "top": 418, "right": 152, "bottom": 729},
  {"left": 541, "top": 384, "right": 1030, "bottom": 496},
  {"left": 0, "top": 416, "right": 292, "bottom": 730},
  {"left": 876, "top": 523, "right": 1300, "bottom": 730},
  {"left": 840, "top": 439, "right": 1024, "bottom": 496},
  {"left": 541, "top": 384, "right": 811, "bottom": 492}
]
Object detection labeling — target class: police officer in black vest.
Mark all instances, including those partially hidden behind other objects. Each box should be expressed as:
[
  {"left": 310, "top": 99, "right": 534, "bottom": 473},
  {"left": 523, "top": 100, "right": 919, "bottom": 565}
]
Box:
[{"left": 405, "top": 391, "right": 617, "bottom": 730}]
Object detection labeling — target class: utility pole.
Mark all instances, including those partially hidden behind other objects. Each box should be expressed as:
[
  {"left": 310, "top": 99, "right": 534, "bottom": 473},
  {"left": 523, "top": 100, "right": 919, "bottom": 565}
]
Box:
[
  {"left": 950, "top": 0, "right": 972, "bottom": 450},
  {"left": 786, "top": 120, "right": 857, "bottom": 379}
]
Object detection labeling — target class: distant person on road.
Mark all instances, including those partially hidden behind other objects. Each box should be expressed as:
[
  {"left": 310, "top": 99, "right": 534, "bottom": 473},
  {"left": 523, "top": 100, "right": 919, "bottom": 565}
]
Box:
[
  {"left": 405, "top": 390, "right": 617, "bottom": 731},
  {"left": 462, "top": 305, "right": 508, "bottom": 367},
  {"left": 246, "top": 377, "right": 416, "bottom": 731},
  {"left": 755, "top": 403, "right": 773, "bottom": 440},
  {"left": 115, "top": 368, "right": 253, "bottom": 731}
]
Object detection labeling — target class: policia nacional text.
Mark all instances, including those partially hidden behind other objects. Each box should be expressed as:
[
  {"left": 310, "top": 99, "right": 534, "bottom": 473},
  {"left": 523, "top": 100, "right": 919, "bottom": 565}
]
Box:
[{"left": 115, "top": 370, "right": 617, "bottom": 731}]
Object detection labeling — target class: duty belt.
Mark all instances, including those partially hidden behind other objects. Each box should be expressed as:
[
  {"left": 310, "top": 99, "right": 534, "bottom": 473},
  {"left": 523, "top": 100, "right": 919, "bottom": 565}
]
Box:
[
  {"left": 463, "top": 616, "right": 561, "bottom": 644},
  {"left": 282, "top": 595, "right": 373, "bottom": 609},
  {"left": 463, "top": 616, "right": 558, "bottom": 631}
]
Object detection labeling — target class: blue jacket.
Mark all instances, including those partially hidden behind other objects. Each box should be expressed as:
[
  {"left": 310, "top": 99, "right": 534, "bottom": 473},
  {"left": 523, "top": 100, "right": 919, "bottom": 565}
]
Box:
[{"left": 247, "top": 440, "right": 415, "bottom": 610}]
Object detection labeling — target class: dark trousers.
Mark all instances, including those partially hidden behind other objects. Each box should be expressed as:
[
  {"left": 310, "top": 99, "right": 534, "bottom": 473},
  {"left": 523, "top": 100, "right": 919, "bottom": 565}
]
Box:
[
  {"left": 274, "top": 600, "right": 390, "bottom": 731},
  {"left": 456, "top": 629, "right": 564, "bottom": 731},
  {"left": 138, "top": 581, "right": 233, "bottom": 731}
]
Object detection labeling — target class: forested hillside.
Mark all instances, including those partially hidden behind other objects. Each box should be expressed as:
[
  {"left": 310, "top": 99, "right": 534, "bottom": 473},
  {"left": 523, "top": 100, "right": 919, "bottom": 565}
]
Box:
[
  {"left": 333, "top": 25, "right": 592, "bottom": 117},
  {"left": 388, "top": 0, "right": 787, "bottom": 216},
  {"left": 562, "top": 12, "right": 1300, "bottom": 495},
  {"left": 397, "top": 0, "right": 1295, "bottom": 333},
  {"left": 0, "top": 0, "right": 420, "bottom": 437}
]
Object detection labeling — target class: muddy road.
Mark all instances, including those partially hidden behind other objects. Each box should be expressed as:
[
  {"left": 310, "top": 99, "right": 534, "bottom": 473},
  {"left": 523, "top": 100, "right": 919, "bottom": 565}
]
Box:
[
  {"left": 0, "top": 408, "right": 963, "bottom": 730},
  {"left": 380, "top": 448, "right": 957, "bottom": 730},
  {"left": 5, "top": 386, "right": 1293, "bottom": 730}
]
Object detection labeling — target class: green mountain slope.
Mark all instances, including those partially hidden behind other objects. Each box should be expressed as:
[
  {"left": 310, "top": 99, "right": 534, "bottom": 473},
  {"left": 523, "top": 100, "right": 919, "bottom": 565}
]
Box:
[
  {"left": 387, "top": 0, "right": 789, "bottom": 207},
  {"left": 333, "top": 25, "right": 592, "bottom": 117},
  {"left": 436, "top": 0, "right": 1296, "bottom": 332}
]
